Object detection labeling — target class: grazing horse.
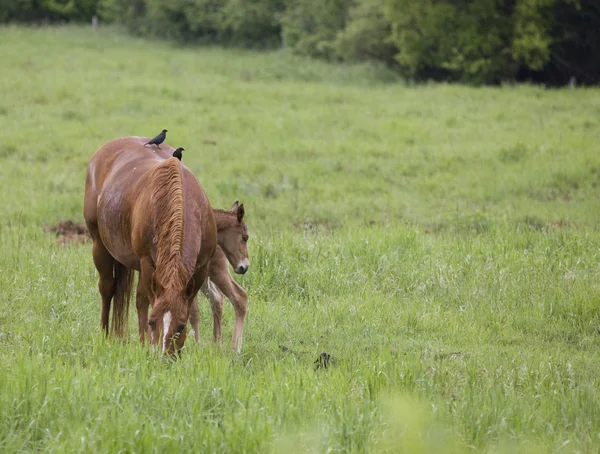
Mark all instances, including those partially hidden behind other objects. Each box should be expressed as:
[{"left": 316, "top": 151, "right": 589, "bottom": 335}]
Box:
[
  {"left": 84, "top": 136, "right": 219, "bottom": 355},
  {"left": 189, "top": 202, "right": 249, "bottom": 352}
]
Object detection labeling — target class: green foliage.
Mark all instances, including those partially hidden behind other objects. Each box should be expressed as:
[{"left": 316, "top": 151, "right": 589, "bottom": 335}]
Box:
[
  {"left": 147, "top": 0, "right": 224, "bottom": 43},
  {"left": 543, "top": 0, "right": 600, "bottom": 85},
  {"left": 384, "top": 0, "right": 600, "bottom": 84},
  {"left": 0, "top": 0, "right": 99, "bottom": 22},
  {"left": 219, "top": 0, "right": 285, "bottom": 48},
  {"left": 512, "top": 0, "right": 555, "bottom": 71},
  {"left": 99, "top": 0, "right": 284, "bottom": 47},
  {"left": 385, "top": 0, "right": 515, "bottom": 83},
  {"left": 97, "top": 0, "right": 146, "bottom": 34},
  {"left": 280, "top": 0, "right": 354, "bottom": 59},
  {"left": 334, "top": 0, "right": 396, "bottom": 64},
  {"left": 4, "top": 0, "right": 598, "bottom": 85}
]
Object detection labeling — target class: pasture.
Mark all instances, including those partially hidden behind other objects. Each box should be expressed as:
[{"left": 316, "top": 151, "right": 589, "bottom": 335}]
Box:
[{"left": 1, "top": 25, "right": 600, "bottom": 453}]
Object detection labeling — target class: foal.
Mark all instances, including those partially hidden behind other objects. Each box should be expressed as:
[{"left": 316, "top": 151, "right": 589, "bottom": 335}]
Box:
[{"left": 189, "top": 202, "right": 250, "bottom": 352}]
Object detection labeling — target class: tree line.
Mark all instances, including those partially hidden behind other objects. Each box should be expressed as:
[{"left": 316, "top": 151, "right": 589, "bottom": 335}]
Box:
[{"left": 2, "top": 0, "right": 598, "bottom": 86}]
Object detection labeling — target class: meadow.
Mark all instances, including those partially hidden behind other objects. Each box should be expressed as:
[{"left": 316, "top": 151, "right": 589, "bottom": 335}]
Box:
[{"left": 1, "top": 25, "right": 600, "bottom": 453}]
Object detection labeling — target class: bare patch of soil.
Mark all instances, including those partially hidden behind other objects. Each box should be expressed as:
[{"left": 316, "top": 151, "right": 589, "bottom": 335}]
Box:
[{"left": 43, "top": 220, "right": 90, "bottom": 246}]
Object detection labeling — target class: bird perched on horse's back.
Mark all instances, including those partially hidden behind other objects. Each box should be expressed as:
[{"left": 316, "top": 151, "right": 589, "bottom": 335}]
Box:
[
  {"left": 173, "top": 147, "right": 184, "bottom": 161},
  {"left": 144, "top": 129, "right": 168, "bottom": 148}
]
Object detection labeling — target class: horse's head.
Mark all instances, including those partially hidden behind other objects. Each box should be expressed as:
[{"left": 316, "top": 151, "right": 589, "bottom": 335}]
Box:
[
  {"left": 147, "top": 286, "right": 189, "bottom": 356},
  {"left": 216, "top": 201, "right": 250, "bottom": 275}
]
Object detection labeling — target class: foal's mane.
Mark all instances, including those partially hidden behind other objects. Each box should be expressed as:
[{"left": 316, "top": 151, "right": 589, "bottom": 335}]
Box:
[{"left": 149, "top": 157, "right": 189, "bottom": 292}]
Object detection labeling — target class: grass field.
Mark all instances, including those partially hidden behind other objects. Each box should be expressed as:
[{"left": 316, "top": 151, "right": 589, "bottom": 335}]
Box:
[{"left": 1, "top": 25, "right": 600, "bottom": 453}]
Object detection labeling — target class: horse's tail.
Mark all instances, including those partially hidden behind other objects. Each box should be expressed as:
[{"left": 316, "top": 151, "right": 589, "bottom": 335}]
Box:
[{"left": 111, "top": 261, "right": 134, "bottom": 338}]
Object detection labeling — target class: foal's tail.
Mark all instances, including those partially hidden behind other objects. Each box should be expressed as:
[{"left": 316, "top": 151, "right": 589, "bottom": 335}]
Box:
[{"left": 111, "top": 261, "right": 134, "bottom": 338}]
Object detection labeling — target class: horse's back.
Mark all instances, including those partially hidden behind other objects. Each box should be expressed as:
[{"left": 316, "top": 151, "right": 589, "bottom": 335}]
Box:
[
  {"left": 84, "top": 136, "right": 216, "bottom": 271},
  {"left": 86, "top": 137, "right": 173, "bottom": 191}
]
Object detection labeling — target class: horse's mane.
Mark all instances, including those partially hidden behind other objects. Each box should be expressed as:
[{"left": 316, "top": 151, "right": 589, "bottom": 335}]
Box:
[{"left": 149, "top": 158, "right": 189, "bottom": 293}]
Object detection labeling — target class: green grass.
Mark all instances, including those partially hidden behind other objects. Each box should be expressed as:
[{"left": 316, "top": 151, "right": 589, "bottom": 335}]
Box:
[{"left": 1, "top": 25, "right": 600, "bottom": 453}]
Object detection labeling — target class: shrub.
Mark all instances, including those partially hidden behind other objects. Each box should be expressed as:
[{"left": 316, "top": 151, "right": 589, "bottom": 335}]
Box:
[
  {"left": 280, "top": 0, "right": 354, "bottom": 60},
  {"left": 334, "top": 0, "right": 396, "bottom": 64},
  {"left": 0, "top": 0, "right": 100, "bottom": 23},
  {"left": 385, "top": 0, "right": 515, "bottom": 84}
]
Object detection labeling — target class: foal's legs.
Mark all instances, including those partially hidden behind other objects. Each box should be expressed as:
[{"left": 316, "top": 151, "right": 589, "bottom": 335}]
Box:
[
  {"left": 209, "top": 268, "right": 248, "bottom": 353},
  {"left": 201, "top": 278, "right": 224, "bottom": 345},
  {"left": 92, "top": 239, "right": 116, "bottom": 335},
  {"left": 189, "top": 296, "right": 200, "bottom": 343},
  {"left": 136, "top": 257, "right": 154, "bottom": 343}
]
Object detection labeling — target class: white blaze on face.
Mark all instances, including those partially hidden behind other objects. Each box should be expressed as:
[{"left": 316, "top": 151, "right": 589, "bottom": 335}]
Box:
[{"left": 162, "top": 311, "right": 172, "bottom": 353}]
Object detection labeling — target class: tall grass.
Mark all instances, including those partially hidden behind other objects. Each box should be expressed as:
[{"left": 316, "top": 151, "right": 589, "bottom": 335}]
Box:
[{"left": 0, "top": 25, "right": 599, "bottom": 453}]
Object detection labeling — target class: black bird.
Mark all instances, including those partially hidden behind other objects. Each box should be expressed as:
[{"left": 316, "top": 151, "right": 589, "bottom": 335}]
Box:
[
  {"left": 173, "top": 147, "right": 184, "bottom": 161},
  {"left": 314, "top": 352, "right": 332, "bottom": 370},
  {"left": 144, "top": 129, "right": 168, "bottom": 148}
]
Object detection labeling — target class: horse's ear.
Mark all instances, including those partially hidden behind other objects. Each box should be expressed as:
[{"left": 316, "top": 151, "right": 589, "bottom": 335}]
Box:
[
  {"left": 237, "top": 203, "right": 245, "bottom": 222},
  {"left": 231, "top": 201, "right": 239, "bottom": 212}
]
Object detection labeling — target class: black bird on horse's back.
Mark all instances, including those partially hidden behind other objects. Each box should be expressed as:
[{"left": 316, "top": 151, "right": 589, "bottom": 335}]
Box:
[
  {"left": 173, "top": 147, "right": 184, "bottom": 161},
  {"left": 144, "top": 129, "right": 168, "bottom": 148}
]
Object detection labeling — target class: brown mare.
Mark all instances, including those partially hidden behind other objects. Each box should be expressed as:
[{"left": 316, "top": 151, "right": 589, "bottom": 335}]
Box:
[{"left": 83, "top": 136, "right": 249, "bottom": 355}]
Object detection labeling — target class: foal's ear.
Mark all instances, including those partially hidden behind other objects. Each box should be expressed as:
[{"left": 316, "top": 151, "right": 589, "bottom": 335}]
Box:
[
  {"left": 237, "top": 204, "right": 245, "bottom": 222},
  {"left": 231, "top": 200, "right": 244, "bottom": 222}
]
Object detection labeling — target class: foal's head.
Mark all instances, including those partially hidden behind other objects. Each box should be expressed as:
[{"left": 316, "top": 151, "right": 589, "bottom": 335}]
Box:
[
  {"left": 216, "top": 201, "right": 250, "bottom": 274},
  {"left": 148, "top": 284, "right": 190, "bottom": 356}
]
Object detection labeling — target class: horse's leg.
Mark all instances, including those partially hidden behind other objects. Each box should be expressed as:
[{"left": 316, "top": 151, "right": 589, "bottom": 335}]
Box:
[
  {"left": 188, "top": 264, "right": 210, "bottom": 342},
  {"left": 209, "top": 267, "right": 248, "bottom": 353},
  {"left": 202, "top": 277, "right": 224, "bottom": 345},
  {"left": 136, "top": 257, "right": 153, "bottom": 343},
  {"left": 189, "top": 296, "right": 200, "bottom": 343},
  {"left": 189, "top": 277, "right": 224, "bottom": 345},
  {"left": 92, "top": 239, "right": 116, "bottom": 335}
]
